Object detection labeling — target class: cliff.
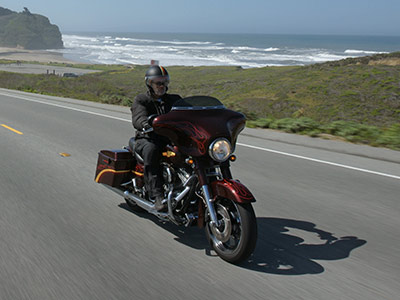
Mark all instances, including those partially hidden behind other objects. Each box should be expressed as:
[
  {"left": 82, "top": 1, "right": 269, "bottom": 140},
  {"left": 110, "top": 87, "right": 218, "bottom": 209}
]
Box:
[{"left": 0, "top": 7, "right": 63, "bottom": 50}]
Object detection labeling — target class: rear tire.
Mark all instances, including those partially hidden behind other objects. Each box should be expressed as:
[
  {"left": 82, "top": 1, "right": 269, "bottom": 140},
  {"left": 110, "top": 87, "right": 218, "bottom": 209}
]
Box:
[{"left": 205, "top": 199, "right": 257, "bottom": 264}]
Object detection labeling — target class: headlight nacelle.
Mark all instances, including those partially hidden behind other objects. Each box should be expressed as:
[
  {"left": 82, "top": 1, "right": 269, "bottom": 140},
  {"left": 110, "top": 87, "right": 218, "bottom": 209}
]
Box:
[{"left": 209, "top": 138, "right": 232, "bottom": 162}]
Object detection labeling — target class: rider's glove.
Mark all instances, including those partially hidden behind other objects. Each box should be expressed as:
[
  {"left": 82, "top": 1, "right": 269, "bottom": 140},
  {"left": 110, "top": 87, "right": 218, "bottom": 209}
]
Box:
[
  {"left": 142, "top": 124, "right": 154, "bottom": 134},
  {"left": 143, "top": 124, "right": 152, "bottom": 131}
]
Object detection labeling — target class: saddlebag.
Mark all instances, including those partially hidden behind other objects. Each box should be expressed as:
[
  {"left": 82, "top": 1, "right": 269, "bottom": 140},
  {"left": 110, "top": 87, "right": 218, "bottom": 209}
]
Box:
[{"left": 95, "top": 149, "right": 134, "bottom": 187}]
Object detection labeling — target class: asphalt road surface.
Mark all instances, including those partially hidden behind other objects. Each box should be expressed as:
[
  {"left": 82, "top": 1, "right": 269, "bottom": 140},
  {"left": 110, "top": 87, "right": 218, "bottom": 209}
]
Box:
[{"left": 1, "top": 88, "right": 399, "bottom": 300}]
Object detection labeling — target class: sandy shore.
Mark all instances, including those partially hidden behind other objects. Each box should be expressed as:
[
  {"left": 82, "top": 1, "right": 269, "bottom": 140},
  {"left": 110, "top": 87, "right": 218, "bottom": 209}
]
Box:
[
  {"left": 0, "top": 47, "right": 102, "bottom": 75},
  {"left": 0, "top": 47, "right": 76, "bottom": 64}
]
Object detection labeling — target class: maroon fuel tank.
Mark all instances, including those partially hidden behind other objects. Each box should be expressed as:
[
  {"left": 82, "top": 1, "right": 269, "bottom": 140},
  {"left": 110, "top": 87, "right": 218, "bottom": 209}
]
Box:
[{"left": 152, "top": 97, "right": 245, "bottom": 157}]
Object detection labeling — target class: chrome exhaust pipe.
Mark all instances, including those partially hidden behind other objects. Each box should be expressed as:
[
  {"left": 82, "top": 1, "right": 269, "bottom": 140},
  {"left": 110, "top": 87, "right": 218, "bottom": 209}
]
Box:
[
  {"left": 123, "top": 190, "right": 154, "bottom": 210},
  {"left": 123, "top": 191, "right": 169, "bottom": 219},
  {"left": 123, "top": 174, "right": 198, "bottom": 224}
]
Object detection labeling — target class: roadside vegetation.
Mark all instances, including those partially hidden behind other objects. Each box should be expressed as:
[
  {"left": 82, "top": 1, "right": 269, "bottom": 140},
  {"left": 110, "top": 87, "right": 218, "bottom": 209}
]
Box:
[{"left": 0, "top": 52, "right": 399, "bottom": 150}]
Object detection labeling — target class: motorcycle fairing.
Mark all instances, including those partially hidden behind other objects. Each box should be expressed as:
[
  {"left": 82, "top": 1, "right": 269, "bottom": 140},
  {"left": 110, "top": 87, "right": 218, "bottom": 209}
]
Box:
[
  {"left": 154, "top": 108, "right": 245, "bottom": 157},
  {"left": 156, "top": 119, "right": 210, "bottom": 156},
  {"left": 211, "top": 179, "right": 256, "bottom": 203}
]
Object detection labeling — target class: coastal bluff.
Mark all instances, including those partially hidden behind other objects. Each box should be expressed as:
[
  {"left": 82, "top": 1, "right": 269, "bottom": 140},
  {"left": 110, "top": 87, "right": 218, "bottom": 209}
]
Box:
[{"left": 0, "top": 7, "right": 63, "bottom": 50}]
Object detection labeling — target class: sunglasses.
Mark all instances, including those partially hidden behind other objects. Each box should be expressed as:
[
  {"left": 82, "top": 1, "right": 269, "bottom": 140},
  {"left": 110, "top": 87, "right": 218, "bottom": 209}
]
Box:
[{"left": 152, "top": 80, "right": 169, "bottom": 87}]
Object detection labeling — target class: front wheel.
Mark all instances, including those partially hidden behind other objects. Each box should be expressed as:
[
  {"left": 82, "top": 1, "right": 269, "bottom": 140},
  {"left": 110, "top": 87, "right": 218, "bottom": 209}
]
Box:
[{"left": 205, "top": 198, "right": 257, "bottom": 264}]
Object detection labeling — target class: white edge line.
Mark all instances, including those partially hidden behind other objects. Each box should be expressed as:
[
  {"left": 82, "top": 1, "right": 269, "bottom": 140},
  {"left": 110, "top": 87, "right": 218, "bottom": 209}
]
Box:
[
  {"left": 1, "top": 91, "right": 131, "bottom": 123},
  {"left": 237, "top": 143, "right": 400, "bottom": 180},
  {"left": 3, "top": 91, "right": 400, "bottom": 181}
]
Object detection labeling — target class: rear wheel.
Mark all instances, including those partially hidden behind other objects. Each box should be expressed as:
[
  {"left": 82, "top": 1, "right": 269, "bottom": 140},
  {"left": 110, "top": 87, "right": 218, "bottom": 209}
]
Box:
[{"left": 205, "top": 198, "right": 257, "bottom": 264}]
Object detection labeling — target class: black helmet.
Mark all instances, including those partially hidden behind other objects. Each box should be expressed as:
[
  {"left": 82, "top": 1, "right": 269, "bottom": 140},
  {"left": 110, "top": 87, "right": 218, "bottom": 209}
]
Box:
[{"left": 145, "top": 65, "right": 169, "bottom": 86}]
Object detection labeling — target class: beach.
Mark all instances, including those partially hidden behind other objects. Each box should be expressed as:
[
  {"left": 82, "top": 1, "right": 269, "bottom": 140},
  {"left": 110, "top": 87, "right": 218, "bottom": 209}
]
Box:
[
  {"left": 0, "top": 47, "right": 102, "bottom": 76},
  {"left": 0, "top": 47, "right": 76, "bottom": 64}
]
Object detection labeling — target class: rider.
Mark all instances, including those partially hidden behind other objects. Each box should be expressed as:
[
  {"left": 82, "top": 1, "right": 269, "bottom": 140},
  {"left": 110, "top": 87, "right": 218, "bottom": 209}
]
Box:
[{"left": 131, "top": 65, "right": 181, "bottom": 211}]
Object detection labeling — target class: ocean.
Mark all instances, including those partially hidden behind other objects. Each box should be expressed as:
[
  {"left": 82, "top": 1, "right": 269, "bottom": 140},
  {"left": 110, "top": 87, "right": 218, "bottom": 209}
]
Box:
[{"left": 57, "top": 32, "right": 400, "bottom": 68}]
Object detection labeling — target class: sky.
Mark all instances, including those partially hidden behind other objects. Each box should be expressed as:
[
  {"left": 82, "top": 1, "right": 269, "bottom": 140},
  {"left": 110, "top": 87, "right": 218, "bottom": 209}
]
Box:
[{"left": 1, "top": 0, "right": 399, "bottom": 36}]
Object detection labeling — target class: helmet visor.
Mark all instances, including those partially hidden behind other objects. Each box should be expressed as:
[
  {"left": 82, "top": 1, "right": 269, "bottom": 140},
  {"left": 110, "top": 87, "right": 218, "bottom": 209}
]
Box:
[{"left": 150, "top": 77, "right": 169, "bottom": 87}]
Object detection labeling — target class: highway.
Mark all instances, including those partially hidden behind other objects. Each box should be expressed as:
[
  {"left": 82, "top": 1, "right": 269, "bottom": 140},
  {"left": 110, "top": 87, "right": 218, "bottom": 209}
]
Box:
[{"left": 1, "top": 88, "right": 399, "bottom": 300}]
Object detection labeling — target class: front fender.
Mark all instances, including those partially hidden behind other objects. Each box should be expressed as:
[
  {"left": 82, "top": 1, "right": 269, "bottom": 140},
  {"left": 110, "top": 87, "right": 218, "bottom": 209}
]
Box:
[{"left": 211, "top": 179, "right": 256, "bottom": 203}]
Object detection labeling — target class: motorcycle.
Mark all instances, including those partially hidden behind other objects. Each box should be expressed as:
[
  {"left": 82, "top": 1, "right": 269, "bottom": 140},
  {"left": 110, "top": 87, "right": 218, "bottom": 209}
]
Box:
[{"left": 95, "top": 96, "right": 257, "bottom": 264}]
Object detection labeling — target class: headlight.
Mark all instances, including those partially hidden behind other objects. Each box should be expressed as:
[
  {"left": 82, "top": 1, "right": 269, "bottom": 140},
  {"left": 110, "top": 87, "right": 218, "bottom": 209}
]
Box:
[{"left": 209, "top": 138, "right": 232, "bottom": 162}]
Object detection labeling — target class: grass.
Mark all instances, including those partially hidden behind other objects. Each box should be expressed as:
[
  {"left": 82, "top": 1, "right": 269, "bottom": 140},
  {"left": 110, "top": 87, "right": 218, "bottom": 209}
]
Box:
[
  {"left": 247, "top": 118, "right": 400, "bottom": 150},
  {"left": 0, "top": 52, "right": 399, "bottom": 150}
]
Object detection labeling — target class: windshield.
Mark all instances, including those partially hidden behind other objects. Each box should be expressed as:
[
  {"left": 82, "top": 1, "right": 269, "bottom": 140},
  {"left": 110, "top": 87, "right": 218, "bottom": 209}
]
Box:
[{"left": 172, "top": 96, "right": 225, "bottom": 110}]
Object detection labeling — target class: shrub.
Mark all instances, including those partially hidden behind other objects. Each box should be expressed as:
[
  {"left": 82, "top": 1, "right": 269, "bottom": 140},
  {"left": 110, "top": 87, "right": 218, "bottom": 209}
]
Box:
[
  {"left": 121, "top": 97, "right": 132, "bottom": 106},
  {"left": 376, "top": 124, "right": 400, "bottom": 149},
  {"left": 270, "top": 117, "right": 320, "bottom": 133},
  {"left": 322, "top": 121, "right": 381, "bottom": 144},
  {"left": 247, "top": 118, "right": 274, "bottom": 128},
  {"left": 323, "top": 121, "right": 358, "bottom": 136}
]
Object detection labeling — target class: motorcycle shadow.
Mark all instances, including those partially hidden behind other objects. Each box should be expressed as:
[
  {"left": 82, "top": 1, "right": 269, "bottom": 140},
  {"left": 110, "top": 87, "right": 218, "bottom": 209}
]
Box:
[
  {"left": 118, "top": 203, "right": 209, "bottom": 250},
  {"left": 241, "top": 217, "right": 367, "bottom": 275},
  {"left": 119, "top": 204, "right": 366, "bottom": 275}
]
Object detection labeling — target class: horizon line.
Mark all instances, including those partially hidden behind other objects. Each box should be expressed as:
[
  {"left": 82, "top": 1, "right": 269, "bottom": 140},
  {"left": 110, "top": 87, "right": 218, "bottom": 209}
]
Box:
[{"left": 59, "top": 31, "right": 400, "bottom": 38}]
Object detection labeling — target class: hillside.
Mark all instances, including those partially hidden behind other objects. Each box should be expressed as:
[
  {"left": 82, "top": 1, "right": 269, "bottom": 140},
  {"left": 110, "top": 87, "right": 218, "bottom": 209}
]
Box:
[
  {"left": 0, "top": 52, "right": 399, "bottom": 149},
  {"left": 0, "top": 7, "right": 63, "bottom": 50}
]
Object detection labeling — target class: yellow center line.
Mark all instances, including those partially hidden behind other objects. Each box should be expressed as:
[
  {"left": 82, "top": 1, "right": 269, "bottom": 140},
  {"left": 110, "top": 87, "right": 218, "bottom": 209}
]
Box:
[{"left": 1, "top": 124, "right": 23, "bottom": 135}]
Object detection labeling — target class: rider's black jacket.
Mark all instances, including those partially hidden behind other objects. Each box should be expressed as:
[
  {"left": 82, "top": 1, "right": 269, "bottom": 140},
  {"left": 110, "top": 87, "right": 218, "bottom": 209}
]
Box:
[{"left": 131, "top": 91, "right": 181, "bottom": 139}]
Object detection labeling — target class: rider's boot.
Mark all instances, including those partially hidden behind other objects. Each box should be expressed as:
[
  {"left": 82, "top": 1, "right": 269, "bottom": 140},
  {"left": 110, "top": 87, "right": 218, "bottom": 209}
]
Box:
[{"left": 154, "top": 196, "right": 167, "bottom": 212}]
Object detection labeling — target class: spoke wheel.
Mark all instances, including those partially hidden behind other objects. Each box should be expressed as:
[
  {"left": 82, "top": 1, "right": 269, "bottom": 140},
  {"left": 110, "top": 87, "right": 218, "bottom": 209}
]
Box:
[{"left": 205, "top": 198, "right": 257, "bottom": 264}]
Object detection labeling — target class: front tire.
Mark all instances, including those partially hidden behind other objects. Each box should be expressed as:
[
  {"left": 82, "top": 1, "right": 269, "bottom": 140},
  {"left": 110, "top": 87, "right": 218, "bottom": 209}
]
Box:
[{"left": 205, "top": 198, "right": 257, "bottom": 264}]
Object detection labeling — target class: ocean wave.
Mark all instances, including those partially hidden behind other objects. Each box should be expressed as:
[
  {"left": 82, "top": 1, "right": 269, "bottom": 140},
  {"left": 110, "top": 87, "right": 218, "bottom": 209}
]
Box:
[
  {"left": 229, "top": 46, "right": 279, "bottom": 54},
  {"left": 60, "top": 33, "right": 396, "bottom": 68},
  {"left": 113, "top": 36, "right": 213, "bottom": 46},
  {"left": 264, "top": 47, "right": 280, "bottom": 52},
  {"left": 159, "top": 40, "right": 213, "bottom": 45},
  {"left": 344, "top": 49, "right": 388, "bottom": 54},
  {"left": 312, "top": 53, "right": 349, "bottom": 61}
]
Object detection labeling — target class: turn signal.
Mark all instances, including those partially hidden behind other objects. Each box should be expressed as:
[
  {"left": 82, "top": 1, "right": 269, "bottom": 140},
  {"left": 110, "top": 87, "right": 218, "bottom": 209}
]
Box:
[
  {"left": 229, "top": 155, "right": 237, "bottom": 162},
  {"left": 186, "top": 158, "right": 194, "bottom": 165},
  {"left": 162, "top": 151, "right": 176, "bottom": 158}
]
